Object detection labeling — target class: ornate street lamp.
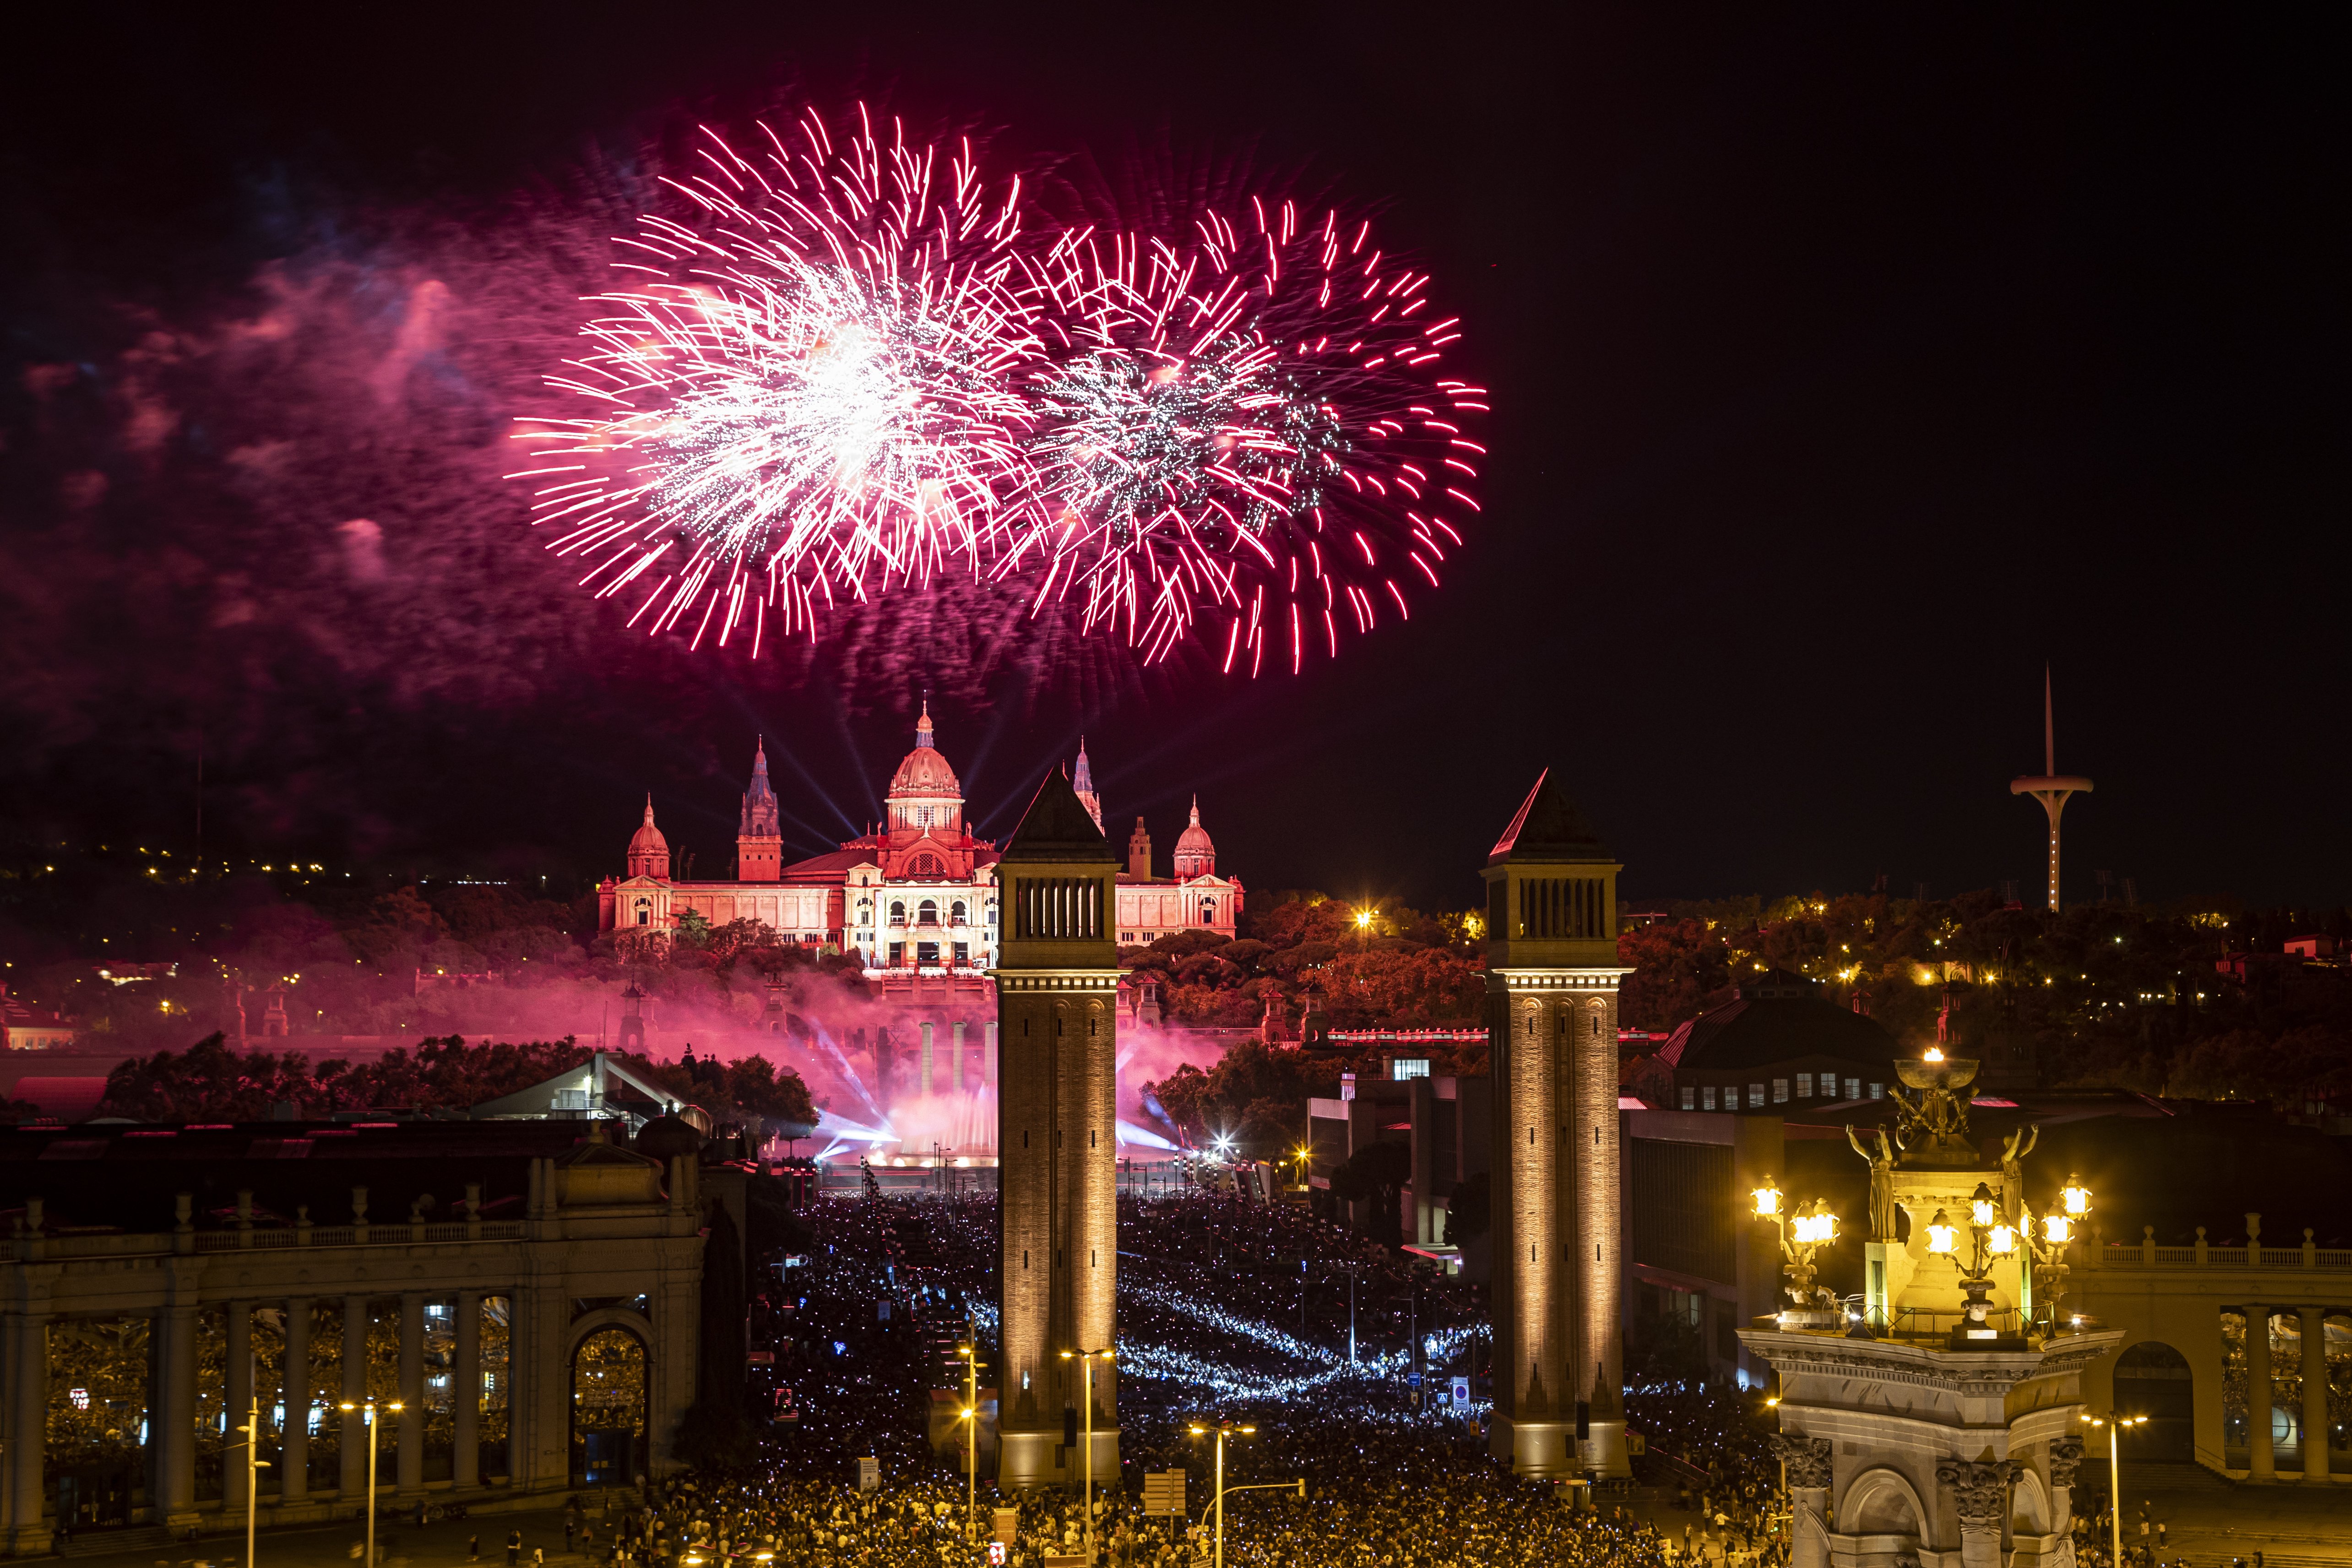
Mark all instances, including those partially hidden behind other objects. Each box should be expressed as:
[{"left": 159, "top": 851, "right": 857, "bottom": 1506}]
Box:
[
  {"left": 1751, "top": 1178, "right": 1843, "bottom": 1326},
  {"left": 2023, "top": 1173, "right": 2094, "bottom": 1335},
  {"left": 1924, "top": 1182, "right": 2023, "bottom": 1341}
]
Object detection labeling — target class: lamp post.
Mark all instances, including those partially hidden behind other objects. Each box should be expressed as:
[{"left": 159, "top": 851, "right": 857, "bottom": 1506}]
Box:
[
  {"left": 1750, "top": 1178, "right": 1843, "bottom": 1326},
  {"left": 2024, "top": 1173, "right": 2094, "bottom": 1335},
  {"left": 955, "top": 1340, "right": 983, "bottom": 1551},
  {"left": 338, "top": 1397, "right": 401, "bottom": 1568},
  {"left": 2082, "top": 1412, "right": 2146, "bottom": 1568},
  {"left": 1923, "top": 1182, "right": 2023, "bottom": 1341},
  {"left": 1061, "top": 1349, "right": 1113, "bottom": 1564},
  {"left": 234, "top": 1396, "right": 272, "bottom": 1568},
  {"left": 1186, "top": 1419, "right": 1256, "bottom": 1568}
]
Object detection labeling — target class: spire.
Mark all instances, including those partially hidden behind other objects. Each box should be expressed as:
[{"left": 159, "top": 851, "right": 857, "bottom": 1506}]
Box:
[
  {"left": 642, "top": 793, "right": 656, "bottom": 825},
  {"left": 1072, "top": 737, "right": 1103, "bottom": 833},
  {"left": 915, "top": 693, "right": 934, "bottom": 749},
  {"left": 2043, "top": 663, "right": 2055, "bottom": 776},
  {"left": 753, "top": 736, "right": 771, "bottom": 779},
  {"left": 1188, "top": 794, "right": 1200, "bottom": 827}
]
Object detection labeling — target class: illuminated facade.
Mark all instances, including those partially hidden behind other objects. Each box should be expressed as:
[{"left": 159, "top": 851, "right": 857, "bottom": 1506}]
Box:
[
  {"left": 992, "top": 770, "right": 1121, "bottom": 1492},
  {"left": 1483, "top": 771, "right": 1631, "bottom": 1479},
  {"left": 598, "top": 717, "right": 1238, "bottom": 971}
]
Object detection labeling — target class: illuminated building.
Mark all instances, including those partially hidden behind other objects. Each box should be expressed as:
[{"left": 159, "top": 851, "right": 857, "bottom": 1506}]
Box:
[
  {"left": 1481, "top": 770, "right": 1630, "bottom": 1479},
  {"left": 596, "top": 712, "right": 1238, "bottom": 972},
  {"left": 991, "top": 769, "right": 1120, "bottom": 1492}
]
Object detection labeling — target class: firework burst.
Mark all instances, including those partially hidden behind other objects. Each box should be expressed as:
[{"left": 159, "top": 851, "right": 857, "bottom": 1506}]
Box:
[
  {"left": 510, "top": 105, "right": 1042, "bottom": 653},
  {"left": 1012, "top": 198, "right": 1484, "bottom": 674}
]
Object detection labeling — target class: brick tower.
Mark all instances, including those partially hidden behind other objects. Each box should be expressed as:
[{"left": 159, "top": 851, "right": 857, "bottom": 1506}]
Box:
[
  {"left": 1483, "top": 770, "right": 1632, "bottom": 1478},
  {"left": 992, "top": 767, "right": 1122, "bottom": 1491}
]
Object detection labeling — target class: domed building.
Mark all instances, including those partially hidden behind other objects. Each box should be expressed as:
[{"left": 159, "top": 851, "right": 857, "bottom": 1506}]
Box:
[{"left": 594, "top": 706, "right": 1242, "bottom": 975}]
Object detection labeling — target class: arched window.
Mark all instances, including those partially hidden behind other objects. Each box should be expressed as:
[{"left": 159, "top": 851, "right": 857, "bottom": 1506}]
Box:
[
  {"left": 855, "top": 899, "right": 872, "bottom": 923},
  {"left": 951, "top": 901, "right": 968, "bottom": 924},
  {"left": 889, "top": 902, "right": 907, "bottom": 927},
  {"left": 634, "top": 899, "right": 651, "bottom": 927},
  {"left": 569, "top": 1326, "right": 646, "bottom": 1487},
  {"left": 1200, "top": 898, "right": 1217, "bottom": 925},
  {"left": 918, "top": 899, "right": 939, "bottom": 925}
]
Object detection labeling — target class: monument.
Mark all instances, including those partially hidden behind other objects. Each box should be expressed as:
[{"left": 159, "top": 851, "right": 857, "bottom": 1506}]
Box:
[
  {"left": 1482, "top": 770, "right": 1632, "bottom": 1478},
  {"left": 1741, "top": 1052, "right": 2118, "bottom": 1568},
  {"left": 2009, "top": 667, "right": 2092, "bottom": 914},
  {"left": 991, "top": 768, "right": 1123, "bottom": 1491}
]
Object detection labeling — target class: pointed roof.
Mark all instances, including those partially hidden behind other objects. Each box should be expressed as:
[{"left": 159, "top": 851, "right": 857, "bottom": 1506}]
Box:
[
  {"left": 915, "top": 695, "right": 934, "bottom": 749},
  {"left": 1488, "top": 769, "right": 1607, "bottom": 863},
  {"left": 889, "top": 699, "right": 960, "bottom": 798},
  {"left": 1072, "top": 736, "right": 1095, "bottom": 796},
  {"left": 1003, "top": 766, "right": 1116, "bottom": 863},
  {"left": 1175, "top": 793, "right": 1213, "bottom": 853}
]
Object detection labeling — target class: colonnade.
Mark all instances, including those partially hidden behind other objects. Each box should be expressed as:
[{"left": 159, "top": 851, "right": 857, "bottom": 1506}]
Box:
[
  {"left": 2243, "top": 1302, "right": 2338, "bottom": 1483},
  {"left": 4, "top": 1289, "right": 516, "bottom": 1539}
]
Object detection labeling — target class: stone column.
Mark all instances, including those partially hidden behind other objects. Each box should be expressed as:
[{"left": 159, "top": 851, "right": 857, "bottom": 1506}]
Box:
[
  {"left": 281, "top": 1301, "right": 310, "bottom": 1503},
  {"left": 156, "top": 1299, "right": 200, "bottom": 1525},
  {"left": 340, "top": 1297, "right": 369, "bottom": 1499},
  {"left": 1938, "top": 1460, "right": 2012, "bottom": 1568},
  {"left": 396, "top": 1294, "right": 424, "bottom": 1497},
  {"left": 2249, "top": 1305, "right": 2275, "bottom": 1480},
  {"left": 983, "top": 1021, "right": 998, "bottom": 1087},
  {"left": 1775, "top": 1436, "right": 1832, "bottom": 1568},
  {"left": 2048, "top": 1437, "right": 2084, "bottom": 1535},
  {"left": 952, "top": 1021, "right": 967, "bottom": 1093},
  {"left": 6, "top": 1310, "right": 49, "bottom": 1552},
  {"left": 453, "top": 1293, "right": 481, "bottom": 1490},
  {"left": 226, "top": 1303, "right": 253, "bottom": 1517},
  {"left": 2303, "top": 1305, "right": 2330, "bottom": 1482},
  {"left": 920, "top": 1020, "right": 935, "bottom": 1096}
]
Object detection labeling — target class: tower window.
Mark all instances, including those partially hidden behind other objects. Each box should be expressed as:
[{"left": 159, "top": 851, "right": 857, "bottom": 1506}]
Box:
[
  {"left": 951, "top": 901, "right": 967, "bottom": 924},
  {"left": 889, "top": 902, "right": 907, "bottom": 926}
]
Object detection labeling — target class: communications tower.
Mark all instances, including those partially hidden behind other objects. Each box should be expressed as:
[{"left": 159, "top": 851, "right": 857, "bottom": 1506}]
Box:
[{"left": 2009, "top": 667, "right": 2091, "bottom": 913}]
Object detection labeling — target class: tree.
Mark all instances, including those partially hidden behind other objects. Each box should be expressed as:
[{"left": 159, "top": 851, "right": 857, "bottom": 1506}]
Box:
[{"left": 1331, "top": 1139, "right": 1412, "bottom": 1249}]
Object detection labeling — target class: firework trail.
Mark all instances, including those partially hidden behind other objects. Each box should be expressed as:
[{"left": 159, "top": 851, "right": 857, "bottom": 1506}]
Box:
[
  {"left": 511, "top": 105, "right": 1043, "bottom": 655},
  {"left": 1012, "top": 199, "right": 1485, "bottom": 674}
]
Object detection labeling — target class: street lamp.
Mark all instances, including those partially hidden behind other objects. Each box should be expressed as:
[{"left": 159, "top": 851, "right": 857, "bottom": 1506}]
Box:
[
  {"left": 234, "top": 1397, "right": 272, "bottom": 1568},
  {"left": 2024, "top": 1173, "right": 2094, "bottom": 1335},
  {"left": 2082, "top": 1411, "right": 2147, "bottom": 1568},
  {"left": 1186, "top": 1419, "right": 1257, "bottom": 1568},
  {"left": 1061, "top": 1349, "right": 1113, "bottom": 1563},
  {"left": 1925, "top": 1182, "right": 2023, "bottom": 1341},
  {"left": 1750, "top": 1178, "right": 1843, "bottom": 1324},
  {"left": 954, "top": 1341, "right": 984, "bottom": 1550},
  {"left": 337, "top": 1398, "right": 402, "bottom": 1568}
]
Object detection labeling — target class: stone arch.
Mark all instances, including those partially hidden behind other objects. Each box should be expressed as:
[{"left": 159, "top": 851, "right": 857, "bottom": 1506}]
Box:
[
  {"left": 1841, "top": 1465, "right": 1926, "bottom": 1541},
  {"left": 2113, "top": 1337, "right": 2194, "bottom": 1461},
  {"left": 2010, "top": 1467, "right": 2051, "bottom": 1536},
  {"left": 567, "top": 1319, "right": 648, "bottom": 1487}
]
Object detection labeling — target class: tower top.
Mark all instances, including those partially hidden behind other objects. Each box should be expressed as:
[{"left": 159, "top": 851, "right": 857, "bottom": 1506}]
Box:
[
  {"left": 1003, "top": 768, "right": 1114, "bottom": 863},
  {"left": 1488, "top": 769, "right": 1608, "bottom": 864},
  {"left": 915, "top": 695, "right": 934, "bottom": 749}
]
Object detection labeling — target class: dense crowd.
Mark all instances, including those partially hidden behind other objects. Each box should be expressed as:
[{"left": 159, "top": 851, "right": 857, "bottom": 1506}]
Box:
[{"left": 720, "top": 1177, "right": 1786, "bottom": 1566}]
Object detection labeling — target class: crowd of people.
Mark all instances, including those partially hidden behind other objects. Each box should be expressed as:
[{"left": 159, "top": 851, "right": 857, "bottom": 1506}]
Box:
[{"left": 706, "top": 1173, "right": 1811, "bottom": 1565}]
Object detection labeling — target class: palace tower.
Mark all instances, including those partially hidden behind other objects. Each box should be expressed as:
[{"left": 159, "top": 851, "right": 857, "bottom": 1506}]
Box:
[
  {"left": 1483, "top": 770, "right": 1632, "bottom": 1478},
  {"left": 992, "top": 768, "right": 1122, "bottom": 1491}
]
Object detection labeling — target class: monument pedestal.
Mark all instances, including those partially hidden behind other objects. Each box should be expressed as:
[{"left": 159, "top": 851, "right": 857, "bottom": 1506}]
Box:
[{"left": 1740, "top": 1325, "right": 2119, "bottom": 1568}]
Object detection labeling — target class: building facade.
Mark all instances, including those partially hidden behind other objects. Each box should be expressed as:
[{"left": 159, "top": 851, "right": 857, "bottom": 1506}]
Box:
[
  {"left": 0, "top": 1122, "right": 702, "bottom": 1549},
  {"left": 597, "top": 716, "right": 1238, "bottom": 976}
]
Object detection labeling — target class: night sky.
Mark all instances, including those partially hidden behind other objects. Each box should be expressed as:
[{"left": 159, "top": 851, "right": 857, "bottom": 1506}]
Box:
[{"left": 2, "top": 6, "right": 2341, "bottom": 911}]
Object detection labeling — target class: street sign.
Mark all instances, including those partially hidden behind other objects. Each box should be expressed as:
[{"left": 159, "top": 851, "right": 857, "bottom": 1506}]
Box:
[
  {"left": 1407, "top": 1372, "right": 1422, "bottom": 1388},
  {"left": 1141, "top": 1470, "right": 1187, "bottom": 1517},
  {"left": 993, "top": 1508, "right": 1020, "bottom": 1544},
  {"left": 987, "top": 1546, "right": 1005, "bottom": 1566},
  {"left": 856, "top": 1457, "right": 879, "bottom": 1492},
  {"left": 1450, "top": 1376, "right": 1470, "bottom": 1406}
]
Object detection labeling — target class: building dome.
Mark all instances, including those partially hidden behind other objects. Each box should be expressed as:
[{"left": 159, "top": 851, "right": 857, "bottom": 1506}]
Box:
[
  {"left": 625, "top": 796, "right": 670, "bottom": 879},
  {"left": 1173, "top": 796, "right": 1215, "bottom": 879},
  {"left": 634, "top": 1112, "right": 704, "bottom": 1163},
  {"left": 886, "top": 700, "right": 962, "bottom": 799}
]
